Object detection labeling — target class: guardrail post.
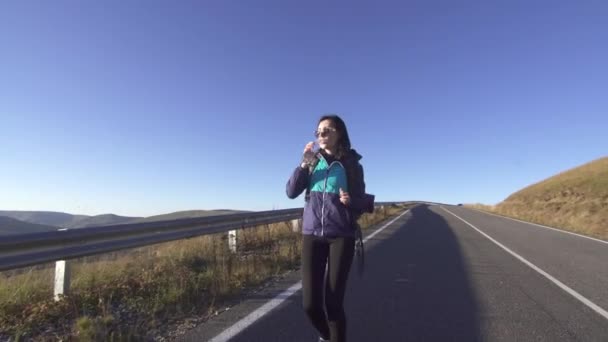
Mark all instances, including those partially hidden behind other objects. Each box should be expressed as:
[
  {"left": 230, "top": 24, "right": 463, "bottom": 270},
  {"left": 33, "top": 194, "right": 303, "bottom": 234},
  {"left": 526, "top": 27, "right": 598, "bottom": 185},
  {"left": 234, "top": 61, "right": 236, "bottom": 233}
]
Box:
[
  {"left": 54, "top": 228, "right": 71, "bottom": 301},
  {"left": 228, "top": 229, "right": 237, "bottom": 253},
  {"left": 291, "top": 219, "right": 302, "bottom": 233}
]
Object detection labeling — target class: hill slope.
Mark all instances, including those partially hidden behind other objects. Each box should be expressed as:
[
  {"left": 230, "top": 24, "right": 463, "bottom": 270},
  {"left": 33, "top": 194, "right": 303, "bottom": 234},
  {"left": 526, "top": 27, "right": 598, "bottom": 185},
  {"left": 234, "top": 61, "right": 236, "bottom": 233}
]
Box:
[
  {"left": 0, "top": 211, "right": 141, "bottom": 228},
  {"left": 131, "top": 210, "right": 247, "bottom": 223},
  {"left": 0, "top": 211, "right": 87, "bottom": 227},
  {"left": 493, "top": 157, "right": 608, "bottom": 240},
  {"left": 0, "top": 209, "right": 249, "bottom": 229},
  {"left": 65, "top": 214, "right": 141, "bottom": 228},
  {"left": 0, "top": 216, "right": 59, "bottom": 236}
]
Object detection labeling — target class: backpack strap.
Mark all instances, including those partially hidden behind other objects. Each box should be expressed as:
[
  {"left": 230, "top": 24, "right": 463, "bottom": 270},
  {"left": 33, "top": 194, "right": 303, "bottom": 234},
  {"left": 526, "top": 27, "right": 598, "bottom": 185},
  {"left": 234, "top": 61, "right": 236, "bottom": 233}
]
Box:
[{"left": 354, "top": 222, "right": 365, "bottom": 277}]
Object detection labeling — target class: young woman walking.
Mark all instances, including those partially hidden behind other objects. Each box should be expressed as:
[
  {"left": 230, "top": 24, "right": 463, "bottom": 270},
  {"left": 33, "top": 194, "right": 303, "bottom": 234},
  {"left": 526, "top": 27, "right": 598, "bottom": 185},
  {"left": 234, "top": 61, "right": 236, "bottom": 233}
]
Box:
[{"left": 286, "top": 114, "right": 374, "bottom": 342}]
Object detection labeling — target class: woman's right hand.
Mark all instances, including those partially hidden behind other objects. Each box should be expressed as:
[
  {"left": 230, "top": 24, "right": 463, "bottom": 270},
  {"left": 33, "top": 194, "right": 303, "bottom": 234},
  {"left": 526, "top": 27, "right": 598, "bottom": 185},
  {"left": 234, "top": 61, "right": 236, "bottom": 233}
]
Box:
[
  {"left": 301, "top": 141, "right": 315, "bottom": 168},
  {"left": 303, "top": 142, "right": 314, "bottom": 154}
]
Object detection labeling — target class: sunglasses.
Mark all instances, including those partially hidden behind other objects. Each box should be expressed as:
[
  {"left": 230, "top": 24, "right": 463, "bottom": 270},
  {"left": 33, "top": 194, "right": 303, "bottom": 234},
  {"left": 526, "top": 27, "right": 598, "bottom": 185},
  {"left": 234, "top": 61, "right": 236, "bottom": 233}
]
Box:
[{"left": 314, "top": 127, "right": 337, "bottom": 138}]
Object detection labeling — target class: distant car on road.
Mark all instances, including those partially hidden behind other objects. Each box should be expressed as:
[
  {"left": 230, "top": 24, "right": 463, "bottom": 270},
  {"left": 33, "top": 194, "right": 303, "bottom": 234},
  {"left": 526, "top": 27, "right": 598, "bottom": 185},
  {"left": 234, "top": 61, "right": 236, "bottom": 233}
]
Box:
[{"left": 457, "top": 203, "right": 463, "bottom": 206}]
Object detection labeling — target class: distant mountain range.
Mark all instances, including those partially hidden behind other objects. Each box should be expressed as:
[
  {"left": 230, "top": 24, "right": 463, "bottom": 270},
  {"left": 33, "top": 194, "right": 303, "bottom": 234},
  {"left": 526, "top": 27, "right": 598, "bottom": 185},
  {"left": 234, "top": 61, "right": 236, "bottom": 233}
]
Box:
[
  {"left": 0, "top": 209, "right": 247, "bottom": 236},
  {"left": 0, "top": 210, "right": 141, "bottom": 229},
  {"left": 129, "top": 210, "right": 244, "bottom": 223},
  {"left": 0, "top": 216, "right": 59, "bottom": 235}
]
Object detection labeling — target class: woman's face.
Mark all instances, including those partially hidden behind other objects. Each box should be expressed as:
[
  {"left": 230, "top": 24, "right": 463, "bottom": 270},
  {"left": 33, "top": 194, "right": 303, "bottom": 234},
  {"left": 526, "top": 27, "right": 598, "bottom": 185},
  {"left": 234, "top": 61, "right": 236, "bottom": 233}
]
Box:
[{"left": 316, "top": 119, "right": 339, "bottom": 151}]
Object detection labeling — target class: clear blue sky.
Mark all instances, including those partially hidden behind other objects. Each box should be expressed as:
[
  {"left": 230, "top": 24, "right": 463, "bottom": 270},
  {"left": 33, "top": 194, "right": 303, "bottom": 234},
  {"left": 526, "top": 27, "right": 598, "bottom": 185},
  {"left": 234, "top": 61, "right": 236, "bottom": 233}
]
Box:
[{"left": 1, "top": 1, "right": 606, "bottom": 217}]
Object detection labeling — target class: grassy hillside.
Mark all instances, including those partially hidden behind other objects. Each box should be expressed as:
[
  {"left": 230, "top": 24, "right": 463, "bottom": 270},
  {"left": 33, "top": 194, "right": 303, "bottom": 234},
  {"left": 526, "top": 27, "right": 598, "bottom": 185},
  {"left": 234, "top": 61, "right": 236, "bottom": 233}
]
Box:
[
  {"left": 0, "top": 216, "right": 58, "bottom": 235},
  {"left": 476, "top": 157, "right": 608, "bottom": 240}
]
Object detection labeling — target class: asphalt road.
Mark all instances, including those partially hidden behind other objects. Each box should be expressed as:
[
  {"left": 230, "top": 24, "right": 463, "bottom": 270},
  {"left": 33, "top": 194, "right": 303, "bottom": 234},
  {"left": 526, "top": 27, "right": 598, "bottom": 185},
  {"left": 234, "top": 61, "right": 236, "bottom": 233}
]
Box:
[{"left": 180, "top": 204, "right": 608, "bottom": 342}]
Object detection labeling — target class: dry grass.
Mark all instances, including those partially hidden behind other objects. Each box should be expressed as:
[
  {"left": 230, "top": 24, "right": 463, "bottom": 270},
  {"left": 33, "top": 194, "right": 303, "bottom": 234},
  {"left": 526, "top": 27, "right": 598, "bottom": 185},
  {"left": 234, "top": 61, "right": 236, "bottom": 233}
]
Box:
[
  {"left": 0, "top": 204, "right": 409, "bottom": 341},
  {"left": 463, "top": 203, "right": 496, "bottom": 212},
  {"left": 469, "top": 157, "right": 608, "bottom": 240}
]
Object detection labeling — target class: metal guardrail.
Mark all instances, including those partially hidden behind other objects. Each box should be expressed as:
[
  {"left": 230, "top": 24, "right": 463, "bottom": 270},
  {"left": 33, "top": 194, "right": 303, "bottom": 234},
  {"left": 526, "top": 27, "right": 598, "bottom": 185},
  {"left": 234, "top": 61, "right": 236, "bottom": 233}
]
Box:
[{"left": 0, "top": 202, "right": 411, "bottom": 273}]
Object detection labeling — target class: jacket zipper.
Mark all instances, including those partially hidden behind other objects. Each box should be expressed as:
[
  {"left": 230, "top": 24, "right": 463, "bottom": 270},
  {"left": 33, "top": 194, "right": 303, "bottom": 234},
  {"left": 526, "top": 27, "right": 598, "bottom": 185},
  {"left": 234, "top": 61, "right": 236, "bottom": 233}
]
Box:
[
  {"left": 321, "top": 169, "right": 329, "bottom": 236},
  {"left": 321, "top": 160, "right": 345, "bottom": 237}
]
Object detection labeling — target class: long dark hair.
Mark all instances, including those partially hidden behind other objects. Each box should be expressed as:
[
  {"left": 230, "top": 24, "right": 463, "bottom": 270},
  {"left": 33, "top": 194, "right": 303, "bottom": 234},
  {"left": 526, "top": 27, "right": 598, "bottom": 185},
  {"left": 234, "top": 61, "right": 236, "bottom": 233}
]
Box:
[{"left": 318, "top": 114, "right": 352, "bottom": 160}]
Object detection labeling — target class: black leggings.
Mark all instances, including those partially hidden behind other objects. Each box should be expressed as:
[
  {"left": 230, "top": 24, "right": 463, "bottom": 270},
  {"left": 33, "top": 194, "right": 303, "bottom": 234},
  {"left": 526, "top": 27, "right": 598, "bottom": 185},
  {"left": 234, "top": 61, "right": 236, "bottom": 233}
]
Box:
[{"left": 302, "top": 234, "right": 355, "bottom": 342}]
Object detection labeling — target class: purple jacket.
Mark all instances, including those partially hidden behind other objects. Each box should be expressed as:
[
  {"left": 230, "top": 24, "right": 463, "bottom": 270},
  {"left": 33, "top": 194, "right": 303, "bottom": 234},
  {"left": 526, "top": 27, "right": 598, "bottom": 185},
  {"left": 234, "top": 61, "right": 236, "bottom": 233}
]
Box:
[{"left": 286, "top": 149, "right": 375, "bottom": 237}]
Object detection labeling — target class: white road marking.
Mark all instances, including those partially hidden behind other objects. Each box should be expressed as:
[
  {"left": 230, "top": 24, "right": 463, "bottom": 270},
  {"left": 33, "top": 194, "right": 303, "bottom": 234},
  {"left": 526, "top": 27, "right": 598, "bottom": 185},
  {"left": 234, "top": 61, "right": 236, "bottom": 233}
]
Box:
[
  {"left": 441, "top": 206, "right": 608, "bottom": 321},
  {"left": 467, "top": 207, "right": 608, "bottom": 245},
  {"left": 209, "top": 208, "right": 411, "bottom": 341}
]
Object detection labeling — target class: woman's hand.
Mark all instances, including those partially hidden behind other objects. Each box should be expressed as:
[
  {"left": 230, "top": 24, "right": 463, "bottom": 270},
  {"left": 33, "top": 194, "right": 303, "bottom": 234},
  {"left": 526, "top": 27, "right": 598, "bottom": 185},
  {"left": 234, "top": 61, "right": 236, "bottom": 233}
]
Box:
[
  {"left": 301, "top": 141, "right": 315, "bottom": 168},
  {"left": 303, "top": 141, "right": 314, "bottom": 154},
  {"left": 339, "top": 188, "right": 351, "bottom": 206}
]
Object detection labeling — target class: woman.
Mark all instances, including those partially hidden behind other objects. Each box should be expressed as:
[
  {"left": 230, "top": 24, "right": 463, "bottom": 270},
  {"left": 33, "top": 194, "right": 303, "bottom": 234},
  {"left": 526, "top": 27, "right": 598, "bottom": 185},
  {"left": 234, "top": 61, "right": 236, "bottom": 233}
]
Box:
[{"left": 286, "top": 114, "right": 375, "bottom": 342}]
